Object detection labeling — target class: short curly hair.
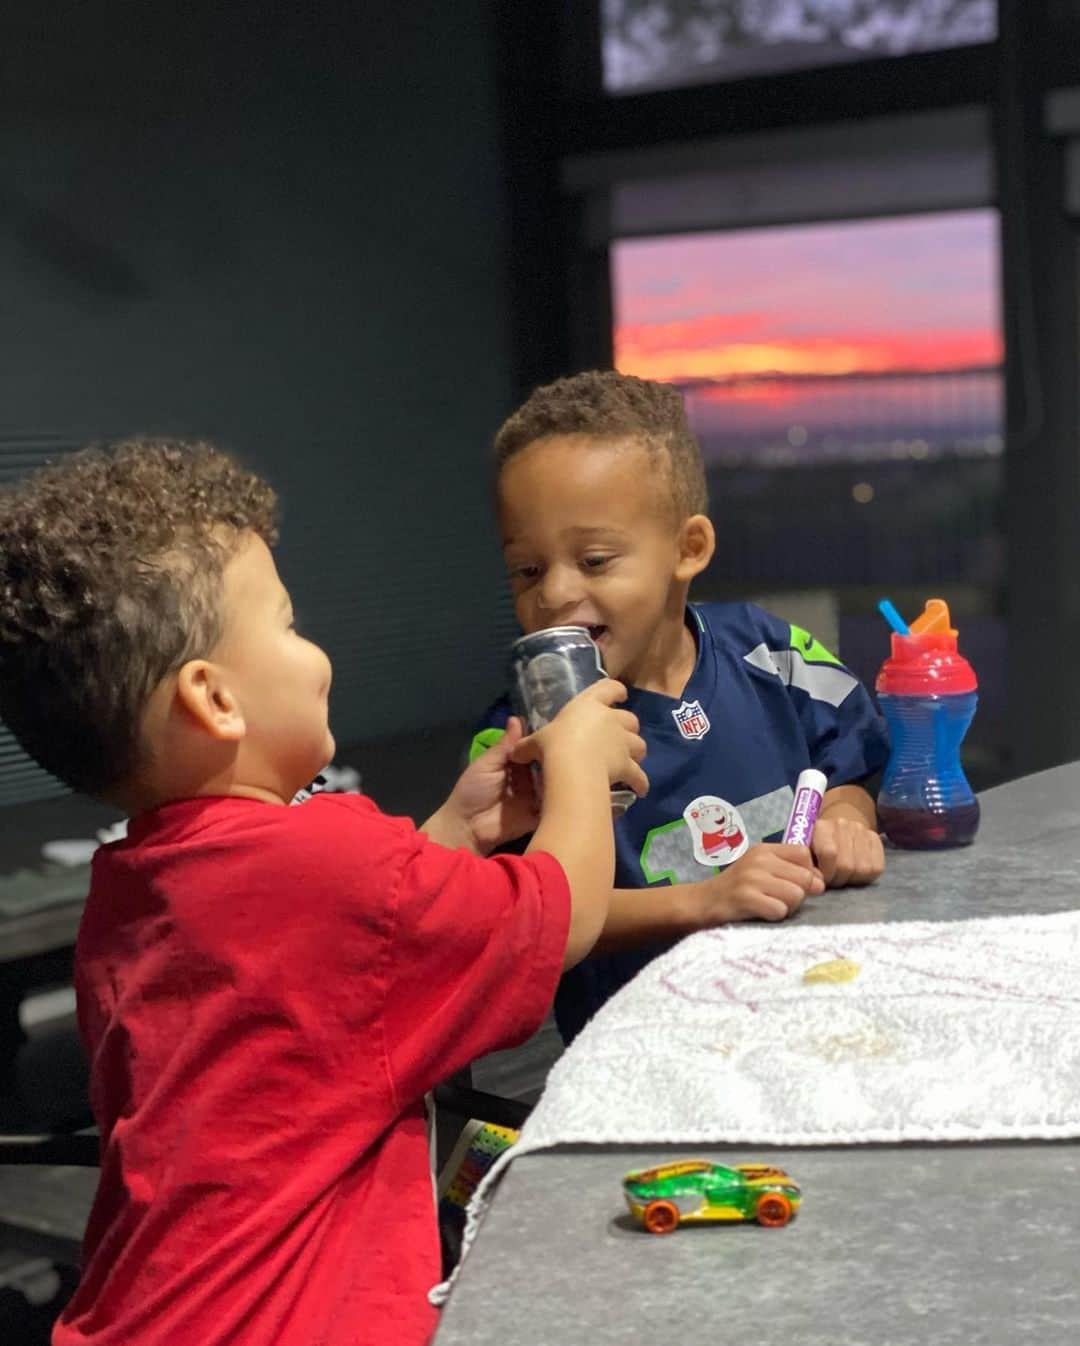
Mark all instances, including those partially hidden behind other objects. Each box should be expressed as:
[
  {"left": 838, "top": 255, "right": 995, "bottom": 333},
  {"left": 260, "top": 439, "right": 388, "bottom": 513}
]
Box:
[
  {"left": 493, "top": 370, "right": 707, "bottom": 520},
  {"left": 0, "top": 438, "right": 277, "bottom": 797}
]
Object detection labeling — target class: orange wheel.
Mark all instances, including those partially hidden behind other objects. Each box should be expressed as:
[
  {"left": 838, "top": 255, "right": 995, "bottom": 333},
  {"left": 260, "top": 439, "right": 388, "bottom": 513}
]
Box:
[
  {"left": 755, "top": 1192, "right": 793, "bottom": 1227},
  {"left": 643, "top": 1199, "right": 680, "bottom": 1235}
]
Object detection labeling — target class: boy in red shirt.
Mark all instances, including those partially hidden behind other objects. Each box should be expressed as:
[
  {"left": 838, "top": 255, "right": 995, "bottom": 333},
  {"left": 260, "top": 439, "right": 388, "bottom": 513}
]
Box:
[{"left": 0, "top": 438, "right": 646, "bottom": 1346}]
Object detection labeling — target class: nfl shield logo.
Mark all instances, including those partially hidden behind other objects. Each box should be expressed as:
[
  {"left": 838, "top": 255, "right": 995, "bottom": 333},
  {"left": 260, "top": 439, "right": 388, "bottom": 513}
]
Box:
[{"left": 672, "top": 699, "right": 711, "bottom": 740}]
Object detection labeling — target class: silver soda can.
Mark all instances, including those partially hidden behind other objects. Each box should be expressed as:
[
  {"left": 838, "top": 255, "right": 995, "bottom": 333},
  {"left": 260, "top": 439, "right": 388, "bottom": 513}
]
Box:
[{"left": 508, "top": 625, "right": 636, "bottom": 816}]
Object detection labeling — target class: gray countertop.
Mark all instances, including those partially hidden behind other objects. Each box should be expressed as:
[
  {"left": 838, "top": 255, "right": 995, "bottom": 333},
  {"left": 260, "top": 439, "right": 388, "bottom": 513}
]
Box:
[
  {"left": 439, "top": 1142, "right": 1080, "bottom": 1346},
  {"left": 435, "top": 763, "right": 1080, "bottom": 1345},
  {"left": 792, "top": 762, "right": 1080, "bottom": 927}
]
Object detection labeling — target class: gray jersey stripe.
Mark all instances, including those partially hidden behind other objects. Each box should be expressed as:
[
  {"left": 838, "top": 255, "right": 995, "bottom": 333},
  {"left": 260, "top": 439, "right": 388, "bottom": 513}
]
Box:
[
  {"left": 640, "top": 784, "right": 795, "bottom": 885},
  {"left": 738, "top": 785, "right": 796, "bottom": 842},
  {"left": 743, "top": 642, "right": 858, "bottom": 708}
]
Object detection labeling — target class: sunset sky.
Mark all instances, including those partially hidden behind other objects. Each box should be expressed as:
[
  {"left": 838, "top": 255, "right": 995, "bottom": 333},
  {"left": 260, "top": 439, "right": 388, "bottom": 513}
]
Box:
[{"left": 612, "top": 210, "right": 1003, "bottom": 386}]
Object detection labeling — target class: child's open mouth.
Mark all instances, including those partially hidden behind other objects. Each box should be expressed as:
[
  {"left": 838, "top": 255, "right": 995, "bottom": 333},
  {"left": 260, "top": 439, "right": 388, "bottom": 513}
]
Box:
[{"left": 587, "top": 624, "right": 608, "bottom": 646}]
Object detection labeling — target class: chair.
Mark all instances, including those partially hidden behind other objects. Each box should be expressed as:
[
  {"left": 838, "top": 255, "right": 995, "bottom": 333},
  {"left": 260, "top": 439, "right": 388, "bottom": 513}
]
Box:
[
  {"left": 0, "top": 1012, "right": 98, "bottom": 1272},
  {"left": 432, "top": 1078, "right": 533, "bottom": 1135}
]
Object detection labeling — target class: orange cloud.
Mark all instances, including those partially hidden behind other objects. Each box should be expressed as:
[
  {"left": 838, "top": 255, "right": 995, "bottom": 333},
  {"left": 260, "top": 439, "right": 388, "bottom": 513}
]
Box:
[
  {"left": 615, "top": 324, "right": 1002, "bottom": 383},
  {"left": 617, "top": 313, "right": 769, "bottom": 352}
]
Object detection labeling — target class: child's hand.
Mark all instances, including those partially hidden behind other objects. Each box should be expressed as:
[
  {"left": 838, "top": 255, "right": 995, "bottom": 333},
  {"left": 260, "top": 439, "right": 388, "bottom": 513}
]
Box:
[
  {"left": 427, "top": 717, "right": 540, "bottom": 855},
  {"left": 696, "top": 843, "right": 825, "bottom": 924},
  {"left": 811, "top": 817, "right": 885, "bottom": 888},
  {"left": 511, "top": 678, "right": 648, "bottom": 800}
]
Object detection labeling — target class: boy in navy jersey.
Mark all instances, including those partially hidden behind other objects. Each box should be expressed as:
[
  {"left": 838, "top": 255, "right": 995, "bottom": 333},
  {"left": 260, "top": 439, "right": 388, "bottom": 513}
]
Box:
[{"left": 475, "top": 370, "right": 890, "bottom": 1042}]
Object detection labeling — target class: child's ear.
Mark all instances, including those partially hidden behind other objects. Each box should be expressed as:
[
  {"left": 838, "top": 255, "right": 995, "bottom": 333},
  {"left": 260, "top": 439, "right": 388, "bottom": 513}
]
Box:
[
  {"left": 175, "top": 660, "right": 246, "bottom": 741},
  {"left": 674, "top": 513, "right": 715, "bottom": 582}
]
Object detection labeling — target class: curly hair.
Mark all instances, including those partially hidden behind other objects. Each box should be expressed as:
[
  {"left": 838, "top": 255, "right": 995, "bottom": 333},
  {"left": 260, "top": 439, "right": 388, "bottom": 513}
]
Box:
[
  {"left": 493, "top": 370, "right": 708, "bottom": 520},
  {"left": 0, "top": 438, "right": 277, "bottom": 797}
]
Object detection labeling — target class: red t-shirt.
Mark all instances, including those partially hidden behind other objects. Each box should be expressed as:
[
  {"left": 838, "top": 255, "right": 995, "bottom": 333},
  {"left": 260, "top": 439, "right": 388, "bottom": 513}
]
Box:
[{"left": 53, "top": 793, "right": 569, "bottom": 1346}]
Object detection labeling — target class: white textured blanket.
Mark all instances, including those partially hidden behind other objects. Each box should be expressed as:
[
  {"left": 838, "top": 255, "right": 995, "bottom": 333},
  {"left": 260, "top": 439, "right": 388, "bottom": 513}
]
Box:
[
  {"left": 523, "top": 911, "right": 1080, "bottom": 1148},
  {"left": 431, "top": 910, "right": 1080, "bottom": 1305}
]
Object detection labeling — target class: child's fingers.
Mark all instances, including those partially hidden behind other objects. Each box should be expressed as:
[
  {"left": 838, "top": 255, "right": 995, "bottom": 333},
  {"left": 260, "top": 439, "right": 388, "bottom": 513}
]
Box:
[
  {"left": 866, "top": 829, "right": 885, "bottom": 878},
  {"left": 756, "top": 846, "right": 819, "bottom": 888},
  {"left": 613, "top": 708, "right": 641, "bottom": 737},
  {"left": 849, "top": 827, "right": 885, "bottom": 885},
  {"left": 809, "top": 822, "right": 837, "bottom": 864},
  {"left": 508, "top": 732, "right": 542, "bottom": 766},
  {"left": 763, "top": 858, "right": 817, "bottom": 888},
  {"left": 620, "top": 759, "right": 649, "bottom": 798},
  {"left": 742, "top": 893, "right": 791, "bottom": 921},
  {"left": 759, "top": 873, "right": 812, "bottom": 909},
  {"left": 781, "top": 862, "right": 826, "bottom": 896},
  {"left": 578, "top": 677, "right": 628, "bottom": 707},
  {"left": 625, "top": 731, "right": 648, "bottom": 763},
  {"left": 507, "top": 760, "right": 539, "bottom": 802},
  {"left": 736, "top": 854, "right": 820, "bottom": 905},
  {"left": 812, "top": 818, "right": 884, "bottom": 888},
  {"left": 480, "top": 717, "right": 524, "bottom": 768},
  {"left": 815, "top": 826, "right": 850, "bottom": 886},
  {"left": 767, "top": 843, "right": 818, "bottom": 869}
]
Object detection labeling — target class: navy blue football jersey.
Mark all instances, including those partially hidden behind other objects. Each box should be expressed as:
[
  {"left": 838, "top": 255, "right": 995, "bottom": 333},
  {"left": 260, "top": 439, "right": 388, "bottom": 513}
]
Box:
[{"left": 472, "top": 602, "right": 890, "bottom": 1042}]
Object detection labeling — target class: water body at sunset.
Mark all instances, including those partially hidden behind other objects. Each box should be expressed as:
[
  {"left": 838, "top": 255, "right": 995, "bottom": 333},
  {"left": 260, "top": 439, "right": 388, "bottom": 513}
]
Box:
[{"left": 612, "top": 211, "right": 1003, "bottom": 465}]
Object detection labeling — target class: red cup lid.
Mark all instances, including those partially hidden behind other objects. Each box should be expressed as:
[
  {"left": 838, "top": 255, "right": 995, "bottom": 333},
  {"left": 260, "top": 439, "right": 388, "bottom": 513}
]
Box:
[{"left": 875, "top": 631, "right": 977, "bottom": 695}]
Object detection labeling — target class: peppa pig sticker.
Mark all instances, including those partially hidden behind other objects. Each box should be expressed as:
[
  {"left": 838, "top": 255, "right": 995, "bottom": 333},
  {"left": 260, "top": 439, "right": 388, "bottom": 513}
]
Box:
[{"left": 682, "top": 795, "right": 749, "bottom": 868}]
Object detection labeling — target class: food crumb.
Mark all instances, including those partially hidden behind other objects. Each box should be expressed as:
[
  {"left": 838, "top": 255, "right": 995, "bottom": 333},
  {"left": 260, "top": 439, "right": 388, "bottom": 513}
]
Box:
[{"left": 803, "top": 957, "right": 861, "bottom": 985}]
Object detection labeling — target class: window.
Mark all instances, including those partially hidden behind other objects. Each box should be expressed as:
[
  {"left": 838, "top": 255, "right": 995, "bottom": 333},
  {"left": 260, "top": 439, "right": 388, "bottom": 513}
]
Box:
[
  {"left": 612, "top": 208, "right": 1005, "bottom": 777},
  {"left": 603, "top": 0, "right": 998, "bottom": 94},
  {"left": 613, "top": 210, "right": 1002, "bottom": 474}
]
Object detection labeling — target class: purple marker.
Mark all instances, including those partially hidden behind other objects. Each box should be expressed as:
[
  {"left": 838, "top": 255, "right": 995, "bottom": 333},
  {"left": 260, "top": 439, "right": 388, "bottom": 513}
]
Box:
[{"left": 783, "top": 769, "right": 828, "bottom": 846}]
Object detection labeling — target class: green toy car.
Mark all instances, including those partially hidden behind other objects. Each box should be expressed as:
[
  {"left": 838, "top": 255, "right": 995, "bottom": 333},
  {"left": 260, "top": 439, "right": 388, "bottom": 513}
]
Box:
[{"left": 623, "top": 1159, "right": 802, "bottom": 1235}]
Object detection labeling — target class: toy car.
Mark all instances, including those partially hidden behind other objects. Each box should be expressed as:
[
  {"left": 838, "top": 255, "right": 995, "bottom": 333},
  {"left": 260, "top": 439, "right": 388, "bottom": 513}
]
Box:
[{"left": 623, "top": 1159, "right": 802, "bottom": 1234}]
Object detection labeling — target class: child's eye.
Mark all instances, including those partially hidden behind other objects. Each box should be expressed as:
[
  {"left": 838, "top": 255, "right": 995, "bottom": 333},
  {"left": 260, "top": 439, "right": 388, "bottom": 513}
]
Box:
[
  {"left": 582, "top": 554, "right": 613, "bottom": 570},
  {"left": 511, "top": 564, "right": 541, "bottom": 581}
]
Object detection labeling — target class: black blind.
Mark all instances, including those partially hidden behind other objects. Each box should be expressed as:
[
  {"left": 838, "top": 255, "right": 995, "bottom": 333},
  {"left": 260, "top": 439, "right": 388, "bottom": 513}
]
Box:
[{"left": 0, "top": 434, "right": 89, "bottom": 805}]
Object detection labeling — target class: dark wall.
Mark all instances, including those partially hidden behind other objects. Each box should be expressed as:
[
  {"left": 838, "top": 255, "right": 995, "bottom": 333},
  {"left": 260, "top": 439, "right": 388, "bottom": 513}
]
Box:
[{"left": 0, "top": 3, "right": 513, "bottom": 769}]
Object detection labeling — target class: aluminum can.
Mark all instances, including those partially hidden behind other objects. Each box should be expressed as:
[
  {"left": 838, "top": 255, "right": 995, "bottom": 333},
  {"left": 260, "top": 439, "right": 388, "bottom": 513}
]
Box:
[{"left": 508, "top": 625, "right": 635, "bottom": 816}]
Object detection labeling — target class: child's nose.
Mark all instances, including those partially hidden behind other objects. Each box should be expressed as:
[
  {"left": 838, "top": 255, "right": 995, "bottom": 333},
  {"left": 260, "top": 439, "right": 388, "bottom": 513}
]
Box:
[{"left": 537, "top": 563, "right": 584, "bottom": 613}]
